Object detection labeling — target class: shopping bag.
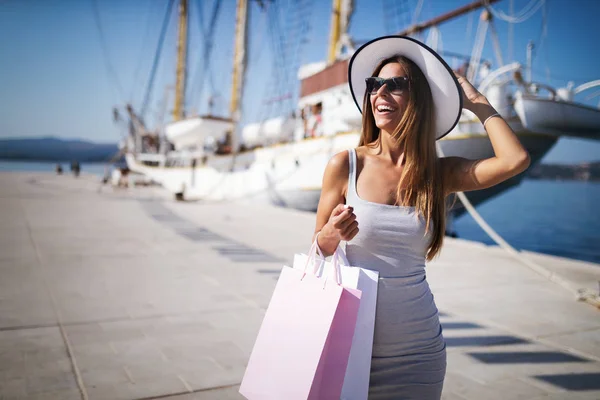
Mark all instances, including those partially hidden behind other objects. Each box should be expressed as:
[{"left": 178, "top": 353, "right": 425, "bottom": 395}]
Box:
[
  {"left": 239, "top": 240, "right": 362, "bottom": 400},
  {"left": 295, "top": 244, "right": 379, "bottom": 400},
  {"left": 335, "top": 248, "right": 379, "bottom": 400}
]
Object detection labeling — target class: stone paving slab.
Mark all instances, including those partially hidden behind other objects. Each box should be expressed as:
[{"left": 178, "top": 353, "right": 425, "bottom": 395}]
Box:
[
  {"left": 0, "top": 326, "right": 81, "bottom": 399},
  {"left": 1, "top": 172, "right": 599, "bottom": 399}
]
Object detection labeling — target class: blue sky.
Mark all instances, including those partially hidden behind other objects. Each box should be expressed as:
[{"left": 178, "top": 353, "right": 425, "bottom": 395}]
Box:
[{"left": 1, "top": 0, "right": 599, "bottom": 164}]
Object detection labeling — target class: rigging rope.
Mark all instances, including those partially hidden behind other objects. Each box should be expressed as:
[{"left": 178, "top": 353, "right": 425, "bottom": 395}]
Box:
[
  {"left": 259, "top": 0, "right": 289, "bottom": 121},
  {"left": 140, "top": 0, "right": 175, "bottom": 118},
  {"left": 129, "top": 1, "right": 160, "bottom": 103},
  {"left": 245, "top": 2, "right": 269, "bottom": 73},
  {"left": 467, "top": 15, "right": 489, "bottom": 82},
  {"left": 285, "top": 0, "right": 314, "bottom": 114},
  {"left": 508, "top": 0, "right": 514, "bottom": 61},
  {"left": 398, "top": 0, "right": 411, "bottom": 33},
  {"left": 272, "top": 0, "right": 291, "bottom": 116},
  {"left": 464, "top": 12, "right": 474, "bottom": 54},
  {"left": 488, "top": 19, "right": 504, "bottom": 67},
  {"left": 426, "top": 26, "right": 443, "bottom": 53},
  {"left": 484, "top": 0, "right": 545, "bottom": 23},
  {"left": 189, "top": 0, "right": 222, "bottom": 111},
  {"left": 90, "top": 0, "right": 125, "bottom": 101},
  {"left": 533, "top": 0, "right": 548, "bottom": 69},
  {"left": 252, "top": 2, "right": 280, "bottom": 124},
  {"left": 257, "top": 0, "right": 314, "bottom": 123},
  {"left": 383, "top": 0, "right": 411, "bottom": 35},
  {"left": 412, "top": 0, "right": 425, "bottom": 27},
  {"left": 239, "top": 2, "right": 269, "bottom": 127}
]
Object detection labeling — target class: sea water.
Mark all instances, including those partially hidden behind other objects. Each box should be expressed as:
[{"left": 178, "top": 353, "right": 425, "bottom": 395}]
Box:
[
  {"left": 0, "top": 160, "right": 108, "bottom": 176},
  {"left": 453, "top": 180, "right": 600, "bottom": 264}
]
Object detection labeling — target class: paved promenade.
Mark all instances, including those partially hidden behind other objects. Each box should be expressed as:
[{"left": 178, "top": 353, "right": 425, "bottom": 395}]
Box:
[{"left": 1, "top": 172, "right": 599, "bottom": 399}]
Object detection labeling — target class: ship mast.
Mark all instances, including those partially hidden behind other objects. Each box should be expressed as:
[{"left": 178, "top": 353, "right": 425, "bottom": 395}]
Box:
[
  {"left": 173, "top": 0, "right": 188, "bottom": 122},
  {"left": 327, "top": 0, "right": 342, "bottom": 65},
  {"left": 327, "top": 0, "right": 354, "bottom": 65},
  {"left": 229, "top": 0, "right": 248, "bottom": 152}
]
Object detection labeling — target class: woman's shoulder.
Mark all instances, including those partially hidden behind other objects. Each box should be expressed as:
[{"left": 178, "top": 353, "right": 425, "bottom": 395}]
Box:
[
  {"left": 326, "top": 149, "right": 351, "bottom": 174},
  {"left": 322, "top": 150, "right": 351, "bottom": 191},
  {"left": 326, "top": 146, "right": 369, "bottom": 175}
]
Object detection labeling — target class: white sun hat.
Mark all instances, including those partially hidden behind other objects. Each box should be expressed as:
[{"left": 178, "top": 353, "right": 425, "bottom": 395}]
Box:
[{"left": 348, "top": 35, "right": 463, "bottom": 140}]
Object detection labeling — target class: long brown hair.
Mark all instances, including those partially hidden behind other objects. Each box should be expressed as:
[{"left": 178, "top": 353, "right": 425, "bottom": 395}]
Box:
[{"left": 359, "top": 55, "right": 446, "bottom": 260}]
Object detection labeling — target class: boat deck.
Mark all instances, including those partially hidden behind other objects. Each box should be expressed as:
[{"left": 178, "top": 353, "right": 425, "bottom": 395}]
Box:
[{"left": 1, "top": 172, "right": 599, "bottom": 399}]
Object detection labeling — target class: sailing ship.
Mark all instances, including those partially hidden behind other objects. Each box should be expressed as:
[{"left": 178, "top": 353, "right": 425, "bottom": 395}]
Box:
[{"left": 120, "top": 0, "right": 600, "bottom": 221}]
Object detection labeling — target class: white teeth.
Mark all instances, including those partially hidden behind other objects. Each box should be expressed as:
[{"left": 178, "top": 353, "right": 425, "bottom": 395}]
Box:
[{"left": 377, "top": 105, "right": 395, "bottom": 112}]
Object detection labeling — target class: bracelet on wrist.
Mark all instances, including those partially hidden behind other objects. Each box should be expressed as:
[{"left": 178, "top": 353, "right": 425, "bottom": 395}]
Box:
[{"left": 482, "top": 113, "right": 501, "bottom": 128}]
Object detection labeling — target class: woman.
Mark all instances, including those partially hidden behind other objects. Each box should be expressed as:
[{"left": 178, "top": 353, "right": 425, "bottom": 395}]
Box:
[{"left": 313, "top": 36, "right": 530, "bottom": 399}]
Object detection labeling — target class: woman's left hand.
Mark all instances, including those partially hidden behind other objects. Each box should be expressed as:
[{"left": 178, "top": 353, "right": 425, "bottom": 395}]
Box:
[{"left": 455, "top": 72, "right": 487, "bottom": 111}]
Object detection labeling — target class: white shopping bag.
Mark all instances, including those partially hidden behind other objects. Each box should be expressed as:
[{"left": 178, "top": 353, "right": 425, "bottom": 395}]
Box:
[{"left": 294, "top": 242, "right": 379, "bottom": 400}]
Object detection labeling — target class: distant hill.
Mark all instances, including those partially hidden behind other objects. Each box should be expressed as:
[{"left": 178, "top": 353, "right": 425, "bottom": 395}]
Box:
[
  {"left": 527, "top": 161, "right": 600, "bottom": 182},
  {"left": 0, "top": 137, "right": 119, "bottom": 162}
]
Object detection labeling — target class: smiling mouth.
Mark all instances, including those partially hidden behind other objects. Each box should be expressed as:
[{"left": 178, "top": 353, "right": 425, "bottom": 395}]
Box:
[{"left": 376, "top": 105, "right": 397, "bottom": 114}]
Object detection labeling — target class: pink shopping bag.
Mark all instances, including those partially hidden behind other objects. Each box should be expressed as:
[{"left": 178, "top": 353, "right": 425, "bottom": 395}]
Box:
[
  {"left": 310, "top": 284, "right": 362, "bottom": 399},
  {"left": 296, "top": 244, "right": 379, "bottom": 400},
  {"left": 239, "top": 243, "right": 361, "bottom": 400}
]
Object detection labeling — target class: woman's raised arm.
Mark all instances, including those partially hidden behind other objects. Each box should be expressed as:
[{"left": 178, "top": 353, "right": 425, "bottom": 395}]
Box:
[{"left": 443, "top": 74, "right": 531, "bottom": 194}]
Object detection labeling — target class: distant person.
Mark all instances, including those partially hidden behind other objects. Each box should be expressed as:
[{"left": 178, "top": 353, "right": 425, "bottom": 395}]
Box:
[
  {"left": 102, "top": 167, "right": 111, "bottom": 184},
  {"left": 118, "top": 167, "right": 129, "bottom": 188},
  {"left": 55, "top": 164, "right": 63, "bottom": 175},
  {"left": 312, "top": 36, "right": 530, "bottom": 398},
  {"left": 216, "top": 132, "right": 233, "bottom": 155},
  {"left": 308, "top": 103, "right": 323, "bottom": 138},
  {"left": 70, "top": 160, "right": 80, "bottom": 177}
]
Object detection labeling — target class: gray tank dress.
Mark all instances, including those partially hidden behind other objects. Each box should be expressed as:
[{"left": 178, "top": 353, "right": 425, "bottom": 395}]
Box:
[{"left": 344, "top": 149, "right": 446, "bottom": 399}]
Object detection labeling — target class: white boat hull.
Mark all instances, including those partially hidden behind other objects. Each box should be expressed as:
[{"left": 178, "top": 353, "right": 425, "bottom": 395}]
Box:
[
  {"left": 514, "top": 95, "right": 600, "bottom": 139},
  {"left": 165, "top": 116, "right": 232, "bottom": 150},
  {"left": 126, "top": 133, "right": 359, "bottom": 203},
  {"left": 126, "top": 115, "right": 557, "bottom": 213}
]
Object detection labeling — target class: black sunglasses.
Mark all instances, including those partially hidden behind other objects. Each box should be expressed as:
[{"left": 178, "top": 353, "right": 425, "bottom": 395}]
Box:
[{"left": 365, "top": 76, "right": 410, "bottom": 95}]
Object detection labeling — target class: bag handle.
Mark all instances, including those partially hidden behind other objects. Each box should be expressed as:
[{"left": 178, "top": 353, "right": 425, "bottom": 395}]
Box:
[
  {"left": 316, "top": 234, "right": 352, "bottom": 286},
  {"left": 333, "top": 245, "right": 350, "bottom": 267},
  {"left": 326, "top": 245, "right": 350, "bottom": 286},
  {"left": 301, "top": 233, "right": 325, "bottom": 279},
  {"left": 303, "top": 233, "right": 351, "bottom": 286}
]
